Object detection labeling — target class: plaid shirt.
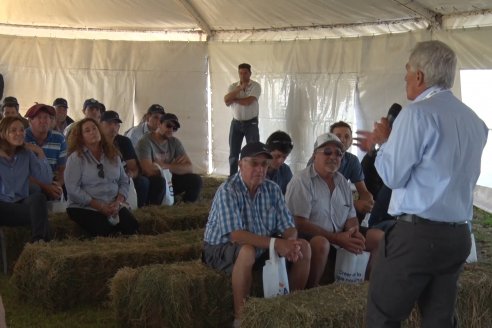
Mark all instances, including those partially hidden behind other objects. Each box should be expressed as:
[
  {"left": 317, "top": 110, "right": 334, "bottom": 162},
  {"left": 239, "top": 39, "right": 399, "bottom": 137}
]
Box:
[{"left": 204, "top": 173, "right": 295, "bottom": 245}]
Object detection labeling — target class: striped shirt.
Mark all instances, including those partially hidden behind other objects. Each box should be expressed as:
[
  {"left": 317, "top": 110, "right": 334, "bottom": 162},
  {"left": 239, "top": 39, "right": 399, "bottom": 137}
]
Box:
[
  {"left": 285, "top": 165, "right": 356, "bottom": 233},
  {"left": 204, "top": 173, "right": 295, "bottom": 245},
  {"left": 25, "top": 128, "right": 67, "bottom": 172}
]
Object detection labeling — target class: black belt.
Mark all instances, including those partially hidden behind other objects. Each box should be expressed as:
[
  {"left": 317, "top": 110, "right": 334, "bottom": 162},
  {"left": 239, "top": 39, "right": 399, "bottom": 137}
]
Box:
[
  {"left": 398, "top": 214, "right": 468, "bottom": 227},
  {"left": 233, "top": 117, "right": 258, "bottom": 124}
]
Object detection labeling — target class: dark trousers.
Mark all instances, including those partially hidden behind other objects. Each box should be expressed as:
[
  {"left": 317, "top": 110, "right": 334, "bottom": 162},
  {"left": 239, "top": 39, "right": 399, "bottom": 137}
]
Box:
[
  {"left": 366, "top": 219, "right": 471, "bottom": 328},
  {"left": 172, "top": 173, "right": 202, "bottom": 203},
  {"left": 228, "top": 117, "right": 259, "bottom": 176},
  {"left": 0, "top": 192, "right": 52, "bottom": 242},
  {"left": 147, "top": 175, "right": 166, "bottom": 205},
  {"left": 67, "top": 207, "right": 139, "bottom": 237},
  {"left": 132, "top": 175, "right": 150, "bottom": 208}
]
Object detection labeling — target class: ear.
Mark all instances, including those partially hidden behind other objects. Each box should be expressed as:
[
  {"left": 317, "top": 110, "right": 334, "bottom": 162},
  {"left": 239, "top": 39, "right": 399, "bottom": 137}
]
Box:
[{"left": 416, "top": 70, "right": 425, "bottom": 86}]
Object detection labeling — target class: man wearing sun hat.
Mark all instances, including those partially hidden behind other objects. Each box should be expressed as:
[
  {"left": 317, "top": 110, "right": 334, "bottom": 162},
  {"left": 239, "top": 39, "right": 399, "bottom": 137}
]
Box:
[
  {"left": 285, "top": 132, "right": 383, "bottom": 287},
  {"left": 203, "top": 141, "right": 311, "bottom": 325},
  {"left": 24, "top": 103, "right": 67, "bottom": 200}
]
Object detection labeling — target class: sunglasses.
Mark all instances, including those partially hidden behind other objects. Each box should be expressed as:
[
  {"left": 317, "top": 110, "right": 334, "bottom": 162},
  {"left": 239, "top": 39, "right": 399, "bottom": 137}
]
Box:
[
  {"left": 270, "top": 140, "right": 293, "bottom": 148},
  {"left": 242, "top": 158, "right": 272, "bottom": 168},
  {"left": 97, "top": 163, "right": 105, "bottom": 179},
  {"left": 165, "top": 122, "right": 178, "bottom": 131},
  {"left": 317, "top": 148, "right": 344, "bottom": 158}
]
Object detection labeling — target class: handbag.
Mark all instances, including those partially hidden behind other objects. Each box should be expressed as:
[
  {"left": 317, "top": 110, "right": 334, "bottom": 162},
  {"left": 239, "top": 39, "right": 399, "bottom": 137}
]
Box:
[
  {"left": 47, "top": 195, "right": 68, "bottom": 213},
  {"left": 466, "top": 233, "right": 477, "bottom": 263},
  {"left": 334, "top": 247, "right": 370, "bottom": 283},
  {"left": 160, "top": 168, "right": 174, "bottom": 206},
  {"left": 262, "top": 238, "right": 290, "bottom": 298},
  {"left": 126, "top": 178, "right": 138, "bottom": 210}
]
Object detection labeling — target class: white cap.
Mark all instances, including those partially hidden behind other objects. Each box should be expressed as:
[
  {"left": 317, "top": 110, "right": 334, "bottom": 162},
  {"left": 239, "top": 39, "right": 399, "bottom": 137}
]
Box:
[{"left": 313, "top": 133, "right": 344, "bottom": 152}]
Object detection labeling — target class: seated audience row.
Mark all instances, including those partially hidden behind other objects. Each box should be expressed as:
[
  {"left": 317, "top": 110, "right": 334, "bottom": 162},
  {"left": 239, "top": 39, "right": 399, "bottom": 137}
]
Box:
[
  {"left": 0, "top": 99, "right": 203, "bottom": 239},
  {"left": 203, "top": 133, "right": 384, "bottom": 323}
]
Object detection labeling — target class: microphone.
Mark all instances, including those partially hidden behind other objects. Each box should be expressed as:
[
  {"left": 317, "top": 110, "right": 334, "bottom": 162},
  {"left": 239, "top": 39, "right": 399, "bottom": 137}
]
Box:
[{"left": 386, "top": 103, "right": 402, "bottom": 128}]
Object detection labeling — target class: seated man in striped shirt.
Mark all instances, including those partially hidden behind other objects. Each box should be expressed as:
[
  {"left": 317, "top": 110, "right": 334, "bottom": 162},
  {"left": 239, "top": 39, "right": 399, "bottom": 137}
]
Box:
[{"left": 24, "top": 103, "right": 67, "bottom": 200}]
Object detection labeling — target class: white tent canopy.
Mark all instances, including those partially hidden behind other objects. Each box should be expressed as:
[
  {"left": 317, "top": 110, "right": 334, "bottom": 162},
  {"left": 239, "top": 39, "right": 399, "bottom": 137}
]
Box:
[
  {"left": 1, "top": 0, "right": 492, "bottom": 41},
  {"left": 0, "top": 0, "right": 491, "bottom": 210}
]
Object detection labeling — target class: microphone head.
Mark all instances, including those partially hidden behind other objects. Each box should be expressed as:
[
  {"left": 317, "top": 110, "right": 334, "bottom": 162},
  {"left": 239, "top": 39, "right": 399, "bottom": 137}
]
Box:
[{"left": 386, "top": 103, "right": 402, "bottom": 128}]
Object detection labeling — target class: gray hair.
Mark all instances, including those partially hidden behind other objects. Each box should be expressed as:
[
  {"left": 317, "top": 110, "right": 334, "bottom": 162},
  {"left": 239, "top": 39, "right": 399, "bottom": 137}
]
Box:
[{"left": 408, "top": 40, "right": 457, "bottom": 89}]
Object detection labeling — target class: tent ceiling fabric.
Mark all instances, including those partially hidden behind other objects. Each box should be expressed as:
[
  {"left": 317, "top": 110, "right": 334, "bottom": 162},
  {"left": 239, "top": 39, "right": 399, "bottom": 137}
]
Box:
[{"left": 0, "top": 0, "right": 491, "bottom": 41}]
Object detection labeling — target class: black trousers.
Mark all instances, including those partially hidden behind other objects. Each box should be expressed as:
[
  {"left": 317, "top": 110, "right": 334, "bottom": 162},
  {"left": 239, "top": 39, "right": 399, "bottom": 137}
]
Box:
[
  {"left": 366, "top": 219, "right": 470, "bottom": 328},
  {"left": 172, "top": 173, "right": 202, "bottom": 203},
  {"left": 0, "top": 192, "right": 52, "bottom": 242},
  {"left": 147, "top": 175, "right": 166, "bottom": 205},
  {"left": 67, "top": 207, "right": 139, "bottom": 237}
]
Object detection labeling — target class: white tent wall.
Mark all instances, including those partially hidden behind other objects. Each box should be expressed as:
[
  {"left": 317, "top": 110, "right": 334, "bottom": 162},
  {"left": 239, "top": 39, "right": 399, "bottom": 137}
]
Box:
[
  {"left": 0, "top": 24, "right": 490, "bottom": 210},
  {"left": 209, "top": 33, "right": 427, "bottom": 176},
  {"left": 0, "top": 35, "right": 209, "bottom": 173},
  {"left": 209, "top": 28, "right": 492, "bottom": 210}
]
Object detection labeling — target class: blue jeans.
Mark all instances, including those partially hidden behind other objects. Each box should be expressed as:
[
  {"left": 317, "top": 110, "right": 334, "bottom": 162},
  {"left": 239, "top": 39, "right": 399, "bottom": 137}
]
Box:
[{"left": 229, "top": 117, "right": 259, "bottom": 176}]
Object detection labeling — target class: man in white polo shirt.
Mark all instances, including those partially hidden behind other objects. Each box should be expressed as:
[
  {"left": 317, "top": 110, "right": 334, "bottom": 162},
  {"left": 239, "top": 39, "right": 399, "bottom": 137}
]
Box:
[{"left": 224, "top": 63, "right": 261, "bottom": 176}]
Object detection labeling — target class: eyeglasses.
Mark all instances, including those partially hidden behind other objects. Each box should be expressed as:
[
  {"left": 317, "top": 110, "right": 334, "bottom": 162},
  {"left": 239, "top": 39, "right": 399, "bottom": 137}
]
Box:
[
  {"left": 242, "top": 158, "right": 271, "bottom": 168},
  {"left": 97, "top": 163, "right": 105, "bottom": 178},
  {"left": 317, "top": 148, "right": 344, "bottom": 158}
]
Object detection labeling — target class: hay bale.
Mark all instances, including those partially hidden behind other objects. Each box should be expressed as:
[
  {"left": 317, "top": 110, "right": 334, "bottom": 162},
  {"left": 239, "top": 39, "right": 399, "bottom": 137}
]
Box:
[
  {"left": 11, "top": 229, "right": 204, "bottom": 311},
  {"left": 2, "top": 202, "right": 211, "bottom": 272},
  {"left": 200, "top": 175, "right": 226, "bottom": 201},
  {"left": 110, "top": 260, "right": 266, "bottom": 328},
  {"left": 133, "top": 202, "right": 211, "bottom": 234},
  {"left": 243, "top": 283, "right": 367, "bottom": 328},
  {"left": 242, "top": 265, "right": 492, "bottom": 328},
  {"left": 110, "top": 261, "right": 233, "bottom": 328}
]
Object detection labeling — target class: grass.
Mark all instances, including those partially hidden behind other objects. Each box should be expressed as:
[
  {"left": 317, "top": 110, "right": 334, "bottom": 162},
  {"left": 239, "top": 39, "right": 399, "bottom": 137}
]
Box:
[{"left": 1, "top": 205, "right": 491, "bottom": 327}]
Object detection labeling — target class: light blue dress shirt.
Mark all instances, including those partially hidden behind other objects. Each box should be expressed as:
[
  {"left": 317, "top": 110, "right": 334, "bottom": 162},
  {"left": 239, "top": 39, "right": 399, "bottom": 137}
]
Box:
[
  {"left": 376, "top": 86, "right": 489, "bottom": 221},
  {"left": 64, "top": 148, "right": 129, "bottom": 211},
  {"left": 0, "top": 149, "right": 53, "bottom": 202}
]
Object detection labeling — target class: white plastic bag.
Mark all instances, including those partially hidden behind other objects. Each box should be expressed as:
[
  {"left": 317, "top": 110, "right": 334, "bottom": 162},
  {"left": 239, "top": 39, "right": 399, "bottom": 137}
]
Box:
[
  {"left": 262, "top": 238, "right": 290, "bottom": 298},
  {"left": 466, "top": 233, "right": 477, "bottom": 263},
  {"left": 160, "top": 168, "right": 174, "bottom": 206},
  {"left": 126, "top": 178, "right": 138, "bottom": 210},
  {"left": 47, "top": 195, "right": 68, "bottom": 213},
  {"left": 334, "top": 248, "right": 370, "bottom": 283}
]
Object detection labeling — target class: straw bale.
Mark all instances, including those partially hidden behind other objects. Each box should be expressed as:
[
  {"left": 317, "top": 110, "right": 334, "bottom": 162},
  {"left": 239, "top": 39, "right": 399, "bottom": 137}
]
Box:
[
  {"left": 110, "top": 260, "right": 266, "bottom": 328},
  {"left": 243, "top": 283, "right": 367, "bottom": 328},
  {"left": 2, "top": 202, "right": 211, "bottom": 271},
  {"left": 133, "top": 202, "right": 211, "bottom": 234},
  {"left": 200, "top": 175, "right": 226, "bottom": 201},
  {"left": 110, "top": 261, "right": 233, "bottom": 328},
  {"left": 242, "top": 265, "right": 492, "bottom": 328},
  {"left": 11, "top": 229, "right": 204, "bottom": 311}
]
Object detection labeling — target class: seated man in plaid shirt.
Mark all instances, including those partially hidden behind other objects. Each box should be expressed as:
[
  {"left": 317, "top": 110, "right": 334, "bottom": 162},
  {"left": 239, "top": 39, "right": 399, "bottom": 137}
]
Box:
[{"left": 202, "top": 142, "right": 311, "bottom": 326}]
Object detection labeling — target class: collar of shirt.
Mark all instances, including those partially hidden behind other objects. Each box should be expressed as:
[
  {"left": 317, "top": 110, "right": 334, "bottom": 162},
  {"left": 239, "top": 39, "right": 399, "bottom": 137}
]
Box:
[
  {"left": 414, "top": 85, "right": 446, "bottom": 102},
  {"left": 236, "top": 172, "right": 266, "bottom": 197}
]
